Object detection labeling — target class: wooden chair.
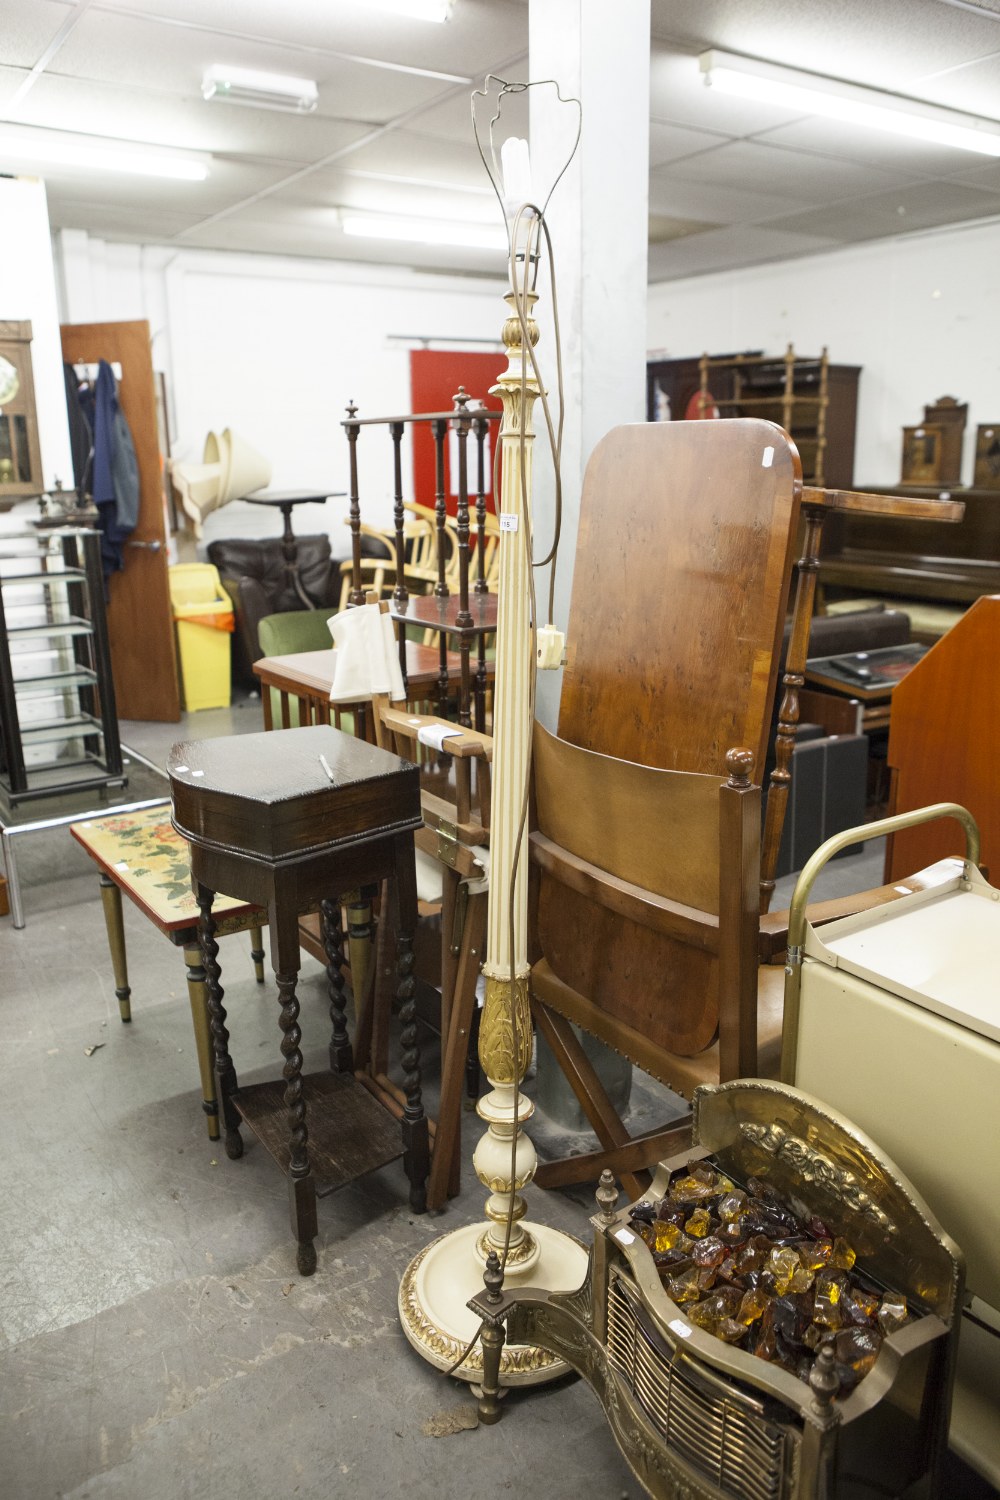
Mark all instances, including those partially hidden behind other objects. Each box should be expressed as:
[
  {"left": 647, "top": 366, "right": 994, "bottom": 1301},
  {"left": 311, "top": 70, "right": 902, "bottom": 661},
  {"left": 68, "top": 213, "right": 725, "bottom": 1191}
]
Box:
[
  {"left": 445, "top": 509, "right": 500, "bottom": 594},
  {"left": 528, "top": 419, "right": 803, "bottom": 1196},
  {"left": 336, "top": 513, "right": 439, "bottom": 611},
  {"left": 342, "top": 598, "right": 495, "bottom": 1210}
]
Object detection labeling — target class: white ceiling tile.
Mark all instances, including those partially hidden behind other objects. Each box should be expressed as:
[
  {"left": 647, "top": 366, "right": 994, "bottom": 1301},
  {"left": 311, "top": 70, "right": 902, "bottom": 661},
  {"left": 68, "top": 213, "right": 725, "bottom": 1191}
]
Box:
[
  {"left": 94, "top": 0, "right": 528, "bottom": 81},
  {"left": 54, "top": 9, "right": 458, "bottom": 124},
  {"left": 762, "top": 179, "right": 1000, "bottom": 241},
  {"left": 11, "top": 73, "right": 372, "bottom": 160},
  {"left": 0, "top": 0, "right": 74, "bottom": 69},
  {"left": 649, "top": 166, "right": 808, "bottom": 224},
  {"left": 650, "top": 0, "right": 1000, "bottom": 92},
  {"left": 950, "top": 156, "right": 1000, "bottom": 191},
  {"left": 341, "top": 128, "right": 486, "bottom": 188},
  {"left": 45, "top": 197, "right": 206, "bottom": 237},
  {"left": 0, "top": 65, "right": 31, "bottom": 110},
  {"left": 649, "top": 212, "right": 719, "bottom": 243},
  {"left": 753, "top": 117, "right": 1000, "bottom": 179},
  {"left": 663, "top": 139, "right": 921, "bottom": 201},
  {"left": 649, "top": 119, "right": 731, "bottom": 167},
  {"left": 913, "top": 49, "right": 1000, "bottom": 118},
  {"left": 648, "top": 222, "right": 839, "bottom": 282},
  {"left": 268, "top": 165, "right": 497, "bottom": 226}
]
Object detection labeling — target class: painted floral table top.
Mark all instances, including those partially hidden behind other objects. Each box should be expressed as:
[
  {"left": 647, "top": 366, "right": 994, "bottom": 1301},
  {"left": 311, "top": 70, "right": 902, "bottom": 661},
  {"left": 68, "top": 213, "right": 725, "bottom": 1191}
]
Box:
[{"left": 71, "top": 804, "right": 258, "bottom": 933}]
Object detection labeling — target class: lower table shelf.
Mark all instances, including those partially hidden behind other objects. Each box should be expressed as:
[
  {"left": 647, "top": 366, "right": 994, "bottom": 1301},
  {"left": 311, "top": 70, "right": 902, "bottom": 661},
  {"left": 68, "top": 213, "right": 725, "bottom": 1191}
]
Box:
[{"left": 233, "top": 1071, "right": 403, "bottom": 1197}]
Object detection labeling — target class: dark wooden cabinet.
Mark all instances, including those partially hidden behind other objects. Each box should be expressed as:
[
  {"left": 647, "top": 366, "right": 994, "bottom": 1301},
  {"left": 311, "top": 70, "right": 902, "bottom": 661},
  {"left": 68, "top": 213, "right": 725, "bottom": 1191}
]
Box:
[
  {"left": 646, "top": 348, "right": 861, "bottom": 488},
  {"left": 819, "top": 483, "right": 1000, "bottom": 606}
]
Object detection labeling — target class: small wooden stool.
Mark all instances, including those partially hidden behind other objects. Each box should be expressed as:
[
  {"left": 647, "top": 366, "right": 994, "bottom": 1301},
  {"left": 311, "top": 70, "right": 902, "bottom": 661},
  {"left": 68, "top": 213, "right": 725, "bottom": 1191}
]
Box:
[
  {"left": 70, "top": 805, "right": 266, "bottom": 1141},
  {"left": 169, "top": 724, "right": 426, "bottom": 1277}
]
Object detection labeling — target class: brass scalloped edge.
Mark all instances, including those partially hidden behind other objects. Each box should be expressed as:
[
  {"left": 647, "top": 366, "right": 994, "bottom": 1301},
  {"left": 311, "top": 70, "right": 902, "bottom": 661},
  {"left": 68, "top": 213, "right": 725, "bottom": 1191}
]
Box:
[
  {"left": 398, "top": 1243, "right": 561, "bottom": 1374},
  {"left": 475, "top": 1228, "right": 535, "bottom": 1266}
]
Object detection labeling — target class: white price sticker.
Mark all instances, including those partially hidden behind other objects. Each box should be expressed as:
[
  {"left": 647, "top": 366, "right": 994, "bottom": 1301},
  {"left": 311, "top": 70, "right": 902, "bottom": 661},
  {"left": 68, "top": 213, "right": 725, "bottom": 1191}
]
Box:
[{"left": 499, "top": 512, "right": 519, "bottom": 533}]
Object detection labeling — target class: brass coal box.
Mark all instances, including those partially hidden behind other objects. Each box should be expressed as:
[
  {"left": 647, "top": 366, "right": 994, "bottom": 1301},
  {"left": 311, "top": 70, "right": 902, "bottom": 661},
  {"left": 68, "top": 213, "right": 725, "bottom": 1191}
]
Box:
[{"left": 470, "top": 1080, "right": 963, "bottom": 1500}]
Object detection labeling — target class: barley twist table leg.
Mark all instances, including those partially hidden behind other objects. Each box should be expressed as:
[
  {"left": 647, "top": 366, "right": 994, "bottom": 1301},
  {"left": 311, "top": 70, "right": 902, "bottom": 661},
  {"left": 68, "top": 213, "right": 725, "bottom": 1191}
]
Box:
[
  {"left": 183, "top": 940, "right": 219, "bottom": 1141},
  {"left": 321, "top": 897, "right": 353, "bottom": 1073},
  {"left": 273, "top": 899, "right": 317, "bottom": 1276},
  {"left": 394, "top": 846, "right": 427, "bottom": 1214},
  {"left": 196, "top": 883, "right": 243, "bottom": 1160}
]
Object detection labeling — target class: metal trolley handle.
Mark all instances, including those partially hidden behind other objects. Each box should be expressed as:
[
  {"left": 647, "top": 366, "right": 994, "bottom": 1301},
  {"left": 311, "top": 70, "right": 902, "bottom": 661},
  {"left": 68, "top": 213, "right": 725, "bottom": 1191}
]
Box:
[
  {"left": 786, "top": 802, "right": 980, "bottom": 956},
  {"left": 781, "top": 802, "right": 981, "bottom": 1084}
]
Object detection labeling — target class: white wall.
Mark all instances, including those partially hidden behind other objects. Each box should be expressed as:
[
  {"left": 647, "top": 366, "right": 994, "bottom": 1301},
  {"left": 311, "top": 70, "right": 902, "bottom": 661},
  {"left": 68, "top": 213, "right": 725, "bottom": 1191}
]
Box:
[
  {"left": 647, "top": 216, "right": 1000, "bottom": 489},
  {"left": 54, "top": 230, "right": 507, "bottom": 551},
  {"left": 49, "top": 212, "right": 1000, "bottom": 554},
  {"left": 0, "top": 177, "right": 73, "bottom": 509}
]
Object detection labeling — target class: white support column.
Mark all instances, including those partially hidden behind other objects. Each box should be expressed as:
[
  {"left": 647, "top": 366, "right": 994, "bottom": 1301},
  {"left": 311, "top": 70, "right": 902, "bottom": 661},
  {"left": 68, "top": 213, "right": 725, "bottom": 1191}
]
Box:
[{"left": 529, "top": 0, "right": 651, "bottom": 725}]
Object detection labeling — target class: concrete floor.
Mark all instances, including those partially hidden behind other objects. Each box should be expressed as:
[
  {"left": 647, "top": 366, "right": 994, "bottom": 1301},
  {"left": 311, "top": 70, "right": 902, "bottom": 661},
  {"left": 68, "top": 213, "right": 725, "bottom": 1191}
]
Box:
[
  {"left": 2, "top": 695, "right": 966, "bottom": 1500},
  {"left": 1, "top": 695, "right": 646, "bottom": 1500}
]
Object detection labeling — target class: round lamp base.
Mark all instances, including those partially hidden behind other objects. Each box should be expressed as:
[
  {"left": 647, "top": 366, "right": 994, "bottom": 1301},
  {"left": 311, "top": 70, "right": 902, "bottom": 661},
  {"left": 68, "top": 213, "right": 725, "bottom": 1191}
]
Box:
[{"left": 399, "top": 1220, "right": 589, "bottom": 1386}]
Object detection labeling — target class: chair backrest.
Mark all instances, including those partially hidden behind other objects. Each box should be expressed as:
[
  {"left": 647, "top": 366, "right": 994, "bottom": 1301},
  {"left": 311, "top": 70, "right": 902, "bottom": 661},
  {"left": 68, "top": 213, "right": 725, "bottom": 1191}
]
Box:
[
  {"left": 558, "top": 420, "right": 801, "bottom": 782},
  {"left": 257, "top": 608, "right": 334, "bottom": 658},
  {"left": 208, "top": 533, "right": 335, "bottom": 601},
  {"left": 529, "top": 419, "right": 798, "bottom": 1104},
  {"left": 403, "top": 502, "right": 441, "bottom": 575},
  {"left": 532, "top": 725, "right": 758, "bottom": 1067},
  {"left": 445, "top": 510, "right": 500, "bottom": 593}
]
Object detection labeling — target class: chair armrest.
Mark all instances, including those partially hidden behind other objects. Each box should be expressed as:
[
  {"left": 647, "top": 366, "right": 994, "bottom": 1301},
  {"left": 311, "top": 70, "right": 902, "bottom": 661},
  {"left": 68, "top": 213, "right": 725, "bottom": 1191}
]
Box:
[{"left": 380, "top": 706, "right": 493, "bottom": 760}]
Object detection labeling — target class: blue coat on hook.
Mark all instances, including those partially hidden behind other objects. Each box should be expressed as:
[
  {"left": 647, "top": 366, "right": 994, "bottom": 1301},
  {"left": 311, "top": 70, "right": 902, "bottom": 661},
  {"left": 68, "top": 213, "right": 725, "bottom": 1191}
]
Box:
[{"left": 83, "top": 359, "right": 140, "bottom": 578}]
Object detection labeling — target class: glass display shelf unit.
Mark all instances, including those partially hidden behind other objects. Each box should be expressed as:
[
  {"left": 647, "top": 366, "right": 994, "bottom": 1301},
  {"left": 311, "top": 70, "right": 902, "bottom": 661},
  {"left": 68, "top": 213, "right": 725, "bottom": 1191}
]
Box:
[{"left": 0, "top": 528, "right": 122, "bottom": 807}]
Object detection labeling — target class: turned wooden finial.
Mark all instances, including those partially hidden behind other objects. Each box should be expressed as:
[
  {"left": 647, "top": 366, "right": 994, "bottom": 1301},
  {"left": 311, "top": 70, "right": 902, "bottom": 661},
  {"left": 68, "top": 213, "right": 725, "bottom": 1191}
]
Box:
[
  {"left": 596, "top": 1169, "right": 619, "bottom": 1223},
  {"left": 453, "top": 385, "right": 471, "bottom": 411},
  {"left": 725, "top": 747, "right": 754, "bottom": 788}
]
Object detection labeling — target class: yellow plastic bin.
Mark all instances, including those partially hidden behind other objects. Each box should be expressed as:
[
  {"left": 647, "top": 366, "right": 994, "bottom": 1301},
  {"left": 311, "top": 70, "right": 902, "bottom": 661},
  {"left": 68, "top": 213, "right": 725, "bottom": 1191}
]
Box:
[{"left": 168, "top": 563, "right": 234, "bottom": 711}]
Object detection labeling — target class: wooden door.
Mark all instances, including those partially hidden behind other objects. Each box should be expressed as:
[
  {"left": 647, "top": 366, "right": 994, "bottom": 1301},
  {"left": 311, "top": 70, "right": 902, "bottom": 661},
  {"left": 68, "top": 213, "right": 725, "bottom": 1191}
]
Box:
[{"left": 61, "top": 320, "right": 180, "bottom": 722}]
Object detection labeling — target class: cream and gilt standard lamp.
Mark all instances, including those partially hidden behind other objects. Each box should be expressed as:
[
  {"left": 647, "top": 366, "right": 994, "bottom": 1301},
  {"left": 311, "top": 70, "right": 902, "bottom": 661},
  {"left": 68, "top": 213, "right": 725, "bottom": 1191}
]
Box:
[{"left": 399, "top": 78, "right": 589, "bottom": 1386}]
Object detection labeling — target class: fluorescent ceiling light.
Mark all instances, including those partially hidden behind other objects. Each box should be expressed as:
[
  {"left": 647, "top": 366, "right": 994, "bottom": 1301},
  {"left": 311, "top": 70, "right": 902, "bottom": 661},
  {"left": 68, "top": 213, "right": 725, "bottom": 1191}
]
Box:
[
  {"left": 0, "top": 128, "right": 209, "bottom": 180},
  {"left": 202, "top": 64, "right": 318, "bottom": 113},
  {"left": 700, "top": 50, "right": 1000, "bottom": 157},
  {"left": 341, "top": 212, "right": 506, "bottom": 251},
  {"left": 363, "top": 0, "right": 454, "bottom": 20}
]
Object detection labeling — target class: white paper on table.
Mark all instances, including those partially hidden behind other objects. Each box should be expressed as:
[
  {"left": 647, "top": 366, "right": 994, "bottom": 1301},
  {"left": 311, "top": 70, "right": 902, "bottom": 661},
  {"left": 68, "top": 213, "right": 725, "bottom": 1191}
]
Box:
[{"left": 326, "top": 604, "right": 406, "bottom": 705}]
